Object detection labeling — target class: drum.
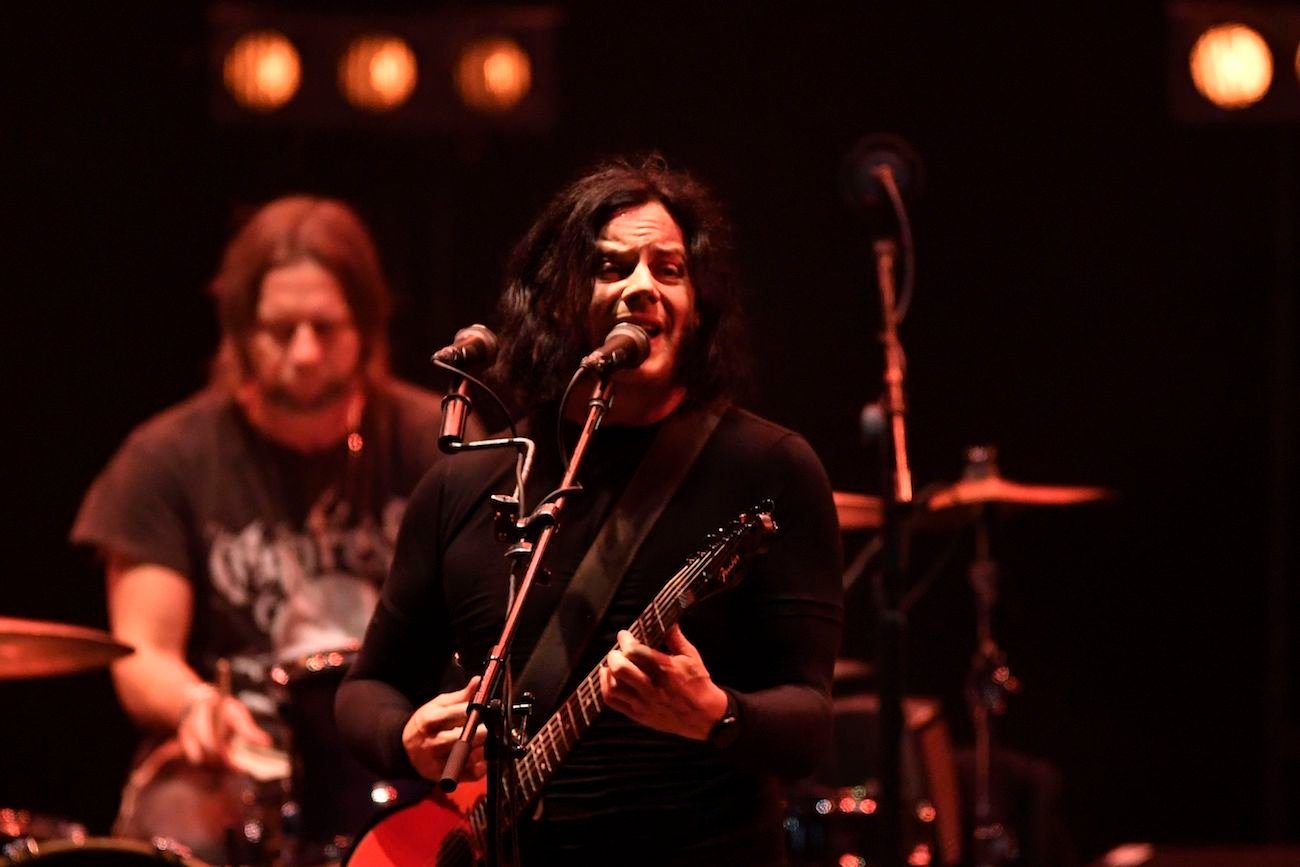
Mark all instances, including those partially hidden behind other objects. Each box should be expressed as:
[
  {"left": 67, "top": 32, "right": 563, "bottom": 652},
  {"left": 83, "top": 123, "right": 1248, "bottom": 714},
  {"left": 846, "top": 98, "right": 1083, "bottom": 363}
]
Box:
[
  {"left": 0, "top": 809, "right": 86, "bottom": 847},
  {"left": 270, "top": 646, "right": 385, "bottom": 865},
  {"left": 0, "top": 836, "right": 207, "bottom": 865},
  {"left": 783, "top": 694, "right": 963, "bottom": 867},
  {"left": 114, "top": 646, "right": 404, "bottom": 866},
  {"left": 113, "top": 738, "right": 288, "bottom": 866}
]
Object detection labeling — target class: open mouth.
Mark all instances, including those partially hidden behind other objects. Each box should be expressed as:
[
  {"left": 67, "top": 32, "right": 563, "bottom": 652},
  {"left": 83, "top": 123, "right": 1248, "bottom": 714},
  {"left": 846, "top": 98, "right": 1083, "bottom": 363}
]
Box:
[{"left": 618, "top": 320, "right": 663, "bottom": 338}]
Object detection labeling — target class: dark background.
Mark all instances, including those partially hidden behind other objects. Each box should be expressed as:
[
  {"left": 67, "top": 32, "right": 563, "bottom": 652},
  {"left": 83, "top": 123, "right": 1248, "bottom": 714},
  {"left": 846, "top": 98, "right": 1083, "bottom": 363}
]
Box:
[{"left": 3, "top": 1, "right": 1297, "bottom": 862}]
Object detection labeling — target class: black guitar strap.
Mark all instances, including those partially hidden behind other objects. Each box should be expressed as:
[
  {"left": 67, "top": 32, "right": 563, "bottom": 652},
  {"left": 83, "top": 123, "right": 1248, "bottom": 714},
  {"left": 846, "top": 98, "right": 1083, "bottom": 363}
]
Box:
[{"left": 515, "top": 398, "right": 728, "bottom": 718}]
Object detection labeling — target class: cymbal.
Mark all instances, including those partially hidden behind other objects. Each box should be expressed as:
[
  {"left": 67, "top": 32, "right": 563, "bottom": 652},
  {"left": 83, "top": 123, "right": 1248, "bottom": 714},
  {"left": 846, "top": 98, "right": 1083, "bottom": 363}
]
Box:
[
  {"left": 830, "top": 693, "right": 941, "bottom": 729},
  {"left": 833, "top": 658, "right": 874, "bottom": 682},
  {"left": 833, "top": 491, "right": 883, "bottom": 531},
  {"left": 924, "top": 475, "right": 1111, "bottom": 512},
  {"left": 0, "top": 617, "right": 133, "bottom": 679}
]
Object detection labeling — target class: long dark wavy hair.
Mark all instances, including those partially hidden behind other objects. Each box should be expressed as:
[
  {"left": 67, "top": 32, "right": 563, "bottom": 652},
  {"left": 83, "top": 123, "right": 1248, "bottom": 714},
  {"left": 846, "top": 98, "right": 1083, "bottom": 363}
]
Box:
[
  {"left": 208, "top": 196, "right": 392, "bottom": 389},
  {"left": 493, "top": 155, "right": 748, "bottom": 414}
]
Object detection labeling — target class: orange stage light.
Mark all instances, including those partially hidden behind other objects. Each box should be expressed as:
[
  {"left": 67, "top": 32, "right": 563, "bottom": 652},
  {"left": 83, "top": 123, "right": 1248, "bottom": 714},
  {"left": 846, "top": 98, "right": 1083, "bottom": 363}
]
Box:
[
  {"left": 455, "top": 37, "right": 532, "bottom": 114},
  {"left": 1188, "top": 22, "right": 1274, "bottom": 109},
  {"left": 223, "top": 30, "right": 301, "bottom": 112},
  {"left": 339, "top": 34, "right": 418, "bottom": 112}
]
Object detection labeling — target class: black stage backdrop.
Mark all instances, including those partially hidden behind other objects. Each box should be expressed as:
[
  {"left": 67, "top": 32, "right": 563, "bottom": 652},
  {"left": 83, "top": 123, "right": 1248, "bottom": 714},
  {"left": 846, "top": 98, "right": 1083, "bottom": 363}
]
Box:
[{"left": 4, "top": 2, "right": 1297, "bottom": 860}]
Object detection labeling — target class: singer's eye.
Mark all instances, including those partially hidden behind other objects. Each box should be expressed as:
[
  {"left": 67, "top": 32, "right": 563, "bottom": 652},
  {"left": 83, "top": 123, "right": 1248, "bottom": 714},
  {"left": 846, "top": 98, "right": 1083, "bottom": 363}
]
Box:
[
  {"left": 656, "top": 260, "right": 686, "bottom": 281},
  {"left": 596, "top": 258, "right": 625, "bottom": 281}
]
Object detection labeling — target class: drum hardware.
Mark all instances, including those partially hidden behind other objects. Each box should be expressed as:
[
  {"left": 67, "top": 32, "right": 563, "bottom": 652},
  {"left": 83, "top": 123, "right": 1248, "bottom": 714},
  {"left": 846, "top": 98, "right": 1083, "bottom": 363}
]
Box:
[
  {"left": 0, "top": 617, "right": 132, "bottom": 679},
  {"left": 0, "top": 810, "right": 85, "bottom": 846},
  {"left": 0, "top": 835, "right": 207, "bottom": 865},
  {"left": 834, "top": 445, "right": 1111, "bottom": 866},
  {"left": 784, "top": 694, "right": 961, "bottom": 867},
  {"left": 947, "top": 444, "right": 1106, "bottom": 867},
  {"left": 0, "top": 809, "right": 88, "bottom": 865},
  {"left": 271, "top": 644, "right": 429, "bottom": 865}
]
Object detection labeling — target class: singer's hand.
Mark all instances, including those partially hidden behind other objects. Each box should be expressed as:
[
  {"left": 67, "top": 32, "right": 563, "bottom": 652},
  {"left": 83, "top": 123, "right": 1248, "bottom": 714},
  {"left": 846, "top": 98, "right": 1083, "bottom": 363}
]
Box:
[
  {"left": 402, "top": 677, "right": 488, "bottom": 782},
  {"left": 599, "top": 626, "right": 728, "bottom": 740}
]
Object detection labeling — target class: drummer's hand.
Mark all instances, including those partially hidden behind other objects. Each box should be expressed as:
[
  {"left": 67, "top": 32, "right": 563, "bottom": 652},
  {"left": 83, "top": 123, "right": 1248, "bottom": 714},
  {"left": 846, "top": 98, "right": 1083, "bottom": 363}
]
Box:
[
  {"left": 600, "top": 625, "right": 729, "bottom": 740},
  {"left": 177, "top": 683, "right": 273, "bottom": 768},
  {"left": 402, "top": 677, "right": 488, "bottom": 783}
]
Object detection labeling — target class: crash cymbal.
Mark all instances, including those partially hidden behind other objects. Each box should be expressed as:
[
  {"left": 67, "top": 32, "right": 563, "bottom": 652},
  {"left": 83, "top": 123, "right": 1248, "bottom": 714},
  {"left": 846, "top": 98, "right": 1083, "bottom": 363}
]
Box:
[
  {"left": 833, "top": 658, "right": 874, "bottom": 682},
  {"left": 924, "top": 475, "right": 1110, "bottom": 512},
  {"left": 0, "top": 617, "right": 133, "bottom": 679},
  {"left": 833, "top": 491, "right": 883, "bottom": 531}
]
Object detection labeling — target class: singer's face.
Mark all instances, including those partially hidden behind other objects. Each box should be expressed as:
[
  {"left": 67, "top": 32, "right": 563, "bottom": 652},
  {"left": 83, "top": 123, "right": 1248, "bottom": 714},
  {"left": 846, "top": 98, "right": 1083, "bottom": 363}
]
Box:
[
  {"left": 589, "top": 201, "right": 697, "bottom": 397},
  {"left": 246, "top": 259, "right": 361, "bottom": 412}
]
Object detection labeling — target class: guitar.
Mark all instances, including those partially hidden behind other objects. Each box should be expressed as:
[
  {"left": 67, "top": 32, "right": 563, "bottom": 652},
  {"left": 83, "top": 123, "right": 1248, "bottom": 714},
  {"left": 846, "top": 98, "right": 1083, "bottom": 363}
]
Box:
[{"left": 345, "top": 502, "right": 778, "bottom": 867}]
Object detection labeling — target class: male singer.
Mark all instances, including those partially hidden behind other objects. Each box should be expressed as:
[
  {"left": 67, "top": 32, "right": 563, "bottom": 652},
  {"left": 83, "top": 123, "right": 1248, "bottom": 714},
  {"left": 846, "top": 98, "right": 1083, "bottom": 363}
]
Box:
[{"left": 337, "top": 157, "right": 844, "bottom": 865}]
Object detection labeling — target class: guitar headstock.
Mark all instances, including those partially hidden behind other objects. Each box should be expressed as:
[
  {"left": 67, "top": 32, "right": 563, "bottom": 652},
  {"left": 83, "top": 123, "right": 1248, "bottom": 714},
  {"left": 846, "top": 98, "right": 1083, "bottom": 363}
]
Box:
[{"left": 690, "top": 501, "right": 778, "bottom": 603}]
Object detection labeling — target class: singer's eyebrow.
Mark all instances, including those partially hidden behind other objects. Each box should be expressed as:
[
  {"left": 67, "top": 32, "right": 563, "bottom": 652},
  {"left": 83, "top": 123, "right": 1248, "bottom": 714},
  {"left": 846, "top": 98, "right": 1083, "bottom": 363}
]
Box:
[{"left": 595, "top": 239, "right": 686, "bottom": 255}]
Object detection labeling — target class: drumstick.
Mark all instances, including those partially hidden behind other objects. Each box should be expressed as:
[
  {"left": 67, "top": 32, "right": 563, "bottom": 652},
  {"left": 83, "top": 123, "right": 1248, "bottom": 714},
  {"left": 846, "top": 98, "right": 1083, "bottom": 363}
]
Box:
[{"left": 214, "top": 657, "right": 231, "bottom": 746}]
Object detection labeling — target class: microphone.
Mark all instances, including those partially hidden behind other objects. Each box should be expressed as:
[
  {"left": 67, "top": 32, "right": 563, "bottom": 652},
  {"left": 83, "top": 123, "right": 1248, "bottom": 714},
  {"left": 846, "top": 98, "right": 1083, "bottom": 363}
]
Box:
[
  {"left": 431, "top": 324, "right": 498, "bottom": 370},
  {"left": 840, "top": 133, "right": 924, "bottom": 211},
  {"left": 580, "top": 323, "right": 651, "bottom": 376},
  {"left": 434, "top": 325, "right": 498, "bottom": 453}
]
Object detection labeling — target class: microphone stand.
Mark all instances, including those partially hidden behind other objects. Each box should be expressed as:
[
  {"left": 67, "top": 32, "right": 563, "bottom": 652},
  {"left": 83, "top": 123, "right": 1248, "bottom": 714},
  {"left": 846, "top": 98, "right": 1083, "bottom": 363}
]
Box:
[
  {"left": 439, "top": 375, "right": 616, "bottom": 867},
  {"left": 439, "top": 375, "right": 474, "bottom": 453},
  {"left": 872, "top": 234, "right": 913, "bottom": 867}
]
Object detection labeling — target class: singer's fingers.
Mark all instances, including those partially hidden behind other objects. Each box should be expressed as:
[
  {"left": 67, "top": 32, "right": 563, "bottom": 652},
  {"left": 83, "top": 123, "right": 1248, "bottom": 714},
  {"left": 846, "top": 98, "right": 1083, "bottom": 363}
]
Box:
[
  {"left": 435, "top": 676, "right": 481, "bottom": 706},
  {"left": 417, "top": 703, "right": 469, "bottom": 735},
  {"left": 620, "top": 629, "right": 670, "bottom": 676},
  {"left": 663, "top": 624, "right": 701, "bottom": 660}
]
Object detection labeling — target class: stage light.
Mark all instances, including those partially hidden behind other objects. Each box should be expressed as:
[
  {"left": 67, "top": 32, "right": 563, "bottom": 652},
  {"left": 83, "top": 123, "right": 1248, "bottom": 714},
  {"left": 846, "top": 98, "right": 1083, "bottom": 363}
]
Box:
[
  {"left": 223, "top": 30, "right": 301, "bottom": 112},
  {"left": 1188, "top": 22, "right": 1273, "bottom": 109},
  {"left": 210, "top": 3, "right": 557, "bottom": 130},
  {"left": 339, "top": 34, "right": 418, "bottom": 112},
  {"left": 455, "top": 37, "right": 532, "bottom": 113}
]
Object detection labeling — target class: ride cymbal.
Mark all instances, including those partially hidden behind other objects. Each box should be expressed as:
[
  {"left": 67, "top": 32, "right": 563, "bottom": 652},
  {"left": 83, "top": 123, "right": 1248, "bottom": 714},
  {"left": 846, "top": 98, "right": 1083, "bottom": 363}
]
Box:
[
  {"left": 924, "top": 476, "right": 1111, "bottom": 511},
  {"left": 833, "top": 491, "right": 883, "bottom": 531},
  {"left": 0, "top": 617, "right": 133, "bottom": 679}
]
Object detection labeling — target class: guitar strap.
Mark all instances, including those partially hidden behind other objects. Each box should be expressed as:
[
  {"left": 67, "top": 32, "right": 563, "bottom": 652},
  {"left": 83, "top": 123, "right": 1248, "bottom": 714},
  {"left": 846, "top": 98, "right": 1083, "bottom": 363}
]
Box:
[{"left": 515, "top": 398, "right": 729, "bottom": 718}]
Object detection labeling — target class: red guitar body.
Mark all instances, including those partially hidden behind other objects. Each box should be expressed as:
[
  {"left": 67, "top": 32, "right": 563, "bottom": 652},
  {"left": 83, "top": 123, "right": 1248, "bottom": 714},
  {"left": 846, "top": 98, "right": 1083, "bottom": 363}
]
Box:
[{"left": 345, "top": 782, "right": 484, "bottom": 867}]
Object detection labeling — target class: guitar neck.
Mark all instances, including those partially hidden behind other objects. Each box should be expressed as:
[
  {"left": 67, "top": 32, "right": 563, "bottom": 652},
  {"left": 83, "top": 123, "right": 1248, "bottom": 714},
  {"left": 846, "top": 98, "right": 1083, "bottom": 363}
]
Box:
[
  {"left": 460, "top": 504, "right": 772, "bottom": 848},
  {"left": 512, "top": 543, "right": 725, "bottom": 804}
]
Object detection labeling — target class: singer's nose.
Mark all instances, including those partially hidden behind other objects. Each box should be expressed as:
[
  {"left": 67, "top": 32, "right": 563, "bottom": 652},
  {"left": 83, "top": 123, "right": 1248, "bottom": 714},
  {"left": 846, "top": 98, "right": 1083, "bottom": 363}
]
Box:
[{"left": 620, "top": 262, "right": 660, "bottom": 309}]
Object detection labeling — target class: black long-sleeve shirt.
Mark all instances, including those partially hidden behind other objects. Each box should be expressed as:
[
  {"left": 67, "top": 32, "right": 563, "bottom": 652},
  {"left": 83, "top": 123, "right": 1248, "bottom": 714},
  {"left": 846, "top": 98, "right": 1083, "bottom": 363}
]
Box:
[{"left": 337, "top": 403, "right": 843, "bottom": 865}]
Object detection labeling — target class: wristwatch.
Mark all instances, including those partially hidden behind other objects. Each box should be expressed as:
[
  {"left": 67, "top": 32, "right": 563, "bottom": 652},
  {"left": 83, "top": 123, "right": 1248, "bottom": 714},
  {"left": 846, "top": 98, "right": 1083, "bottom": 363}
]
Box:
[{"left": 707, "top": 691, "right": 740, "bottom": 749}]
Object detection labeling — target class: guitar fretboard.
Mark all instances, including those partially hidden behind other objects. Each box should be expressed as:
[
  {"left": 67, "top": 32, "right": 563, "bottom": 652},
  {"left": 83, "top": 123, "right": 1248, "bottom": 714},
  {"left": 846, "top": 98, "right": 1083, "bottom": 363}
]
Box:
[{"left": 463, "top": 506, "right": 773, "bottom": 845}]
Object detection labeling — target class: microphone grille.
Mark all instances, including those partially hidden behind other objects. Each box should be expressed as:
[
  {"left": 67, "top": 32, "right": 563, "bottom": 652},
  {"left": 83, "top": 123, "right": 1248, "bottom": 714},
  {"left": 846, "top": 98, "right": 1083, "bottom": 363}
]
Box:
[{"left": 609, "top": 322, "right": 651, "bottom": 363}]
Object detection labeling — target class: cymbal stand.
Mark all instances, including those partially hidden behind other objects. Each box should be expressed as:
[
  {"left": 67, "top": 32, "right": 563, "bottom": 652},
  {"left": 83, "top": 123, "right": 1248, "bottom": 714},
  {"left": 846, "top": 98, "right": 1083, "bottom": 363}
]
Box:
[{"left": 963, "top": 448, "right": 1021, "bottom": 867}]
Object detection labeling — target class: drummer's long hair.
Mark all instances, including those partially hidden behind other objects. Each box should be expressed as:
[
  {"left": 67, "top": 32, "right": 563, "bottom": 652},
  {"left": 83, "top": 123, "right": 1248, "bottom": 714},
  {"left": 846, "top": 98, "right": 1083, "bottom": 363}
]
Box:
[{"left": 208, "top": 196, "right": 393, "bottom": 389}]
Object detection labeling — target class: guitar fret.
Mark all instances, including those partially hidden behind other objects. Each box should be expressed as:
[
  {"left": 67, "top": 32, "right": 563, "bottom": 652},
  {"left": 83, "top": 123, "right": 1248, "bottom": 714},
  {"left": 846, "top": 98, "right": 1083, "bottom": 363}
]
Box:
[
  {"left": 562, "top": 703, "right": 577, "bottom": 746},
  {"left": 520, "top": 755, "right": 538, "bottom": 794},
  {"left": 538, "top": 730, "right": 554, "bottom": 771},
  {"left": 547, "top": 731, "right": 560, "bottom": 768},
  {"left": 578, "top": 684, "right": 593, "bottom": 724}
]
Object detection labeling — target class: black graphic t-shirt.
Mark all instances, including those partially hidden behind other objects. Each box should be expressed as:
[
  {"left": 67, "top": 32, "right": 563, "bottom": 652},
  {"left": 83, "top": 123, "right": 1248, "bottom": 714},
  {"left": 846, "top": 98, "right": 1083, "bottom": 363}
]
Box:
[{"left": 72, "top": 380, "right": 446, "bottom": 679}]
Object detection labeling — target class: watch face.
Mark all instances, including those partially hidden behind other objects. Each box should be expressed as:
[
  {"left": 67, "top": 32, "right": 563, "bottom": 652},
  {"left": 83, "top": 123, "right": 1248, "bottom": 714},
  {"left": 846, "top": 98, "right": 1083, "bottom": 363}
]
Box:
[{"left": 709, "top": 711, "right": 739, "bottom": 748}]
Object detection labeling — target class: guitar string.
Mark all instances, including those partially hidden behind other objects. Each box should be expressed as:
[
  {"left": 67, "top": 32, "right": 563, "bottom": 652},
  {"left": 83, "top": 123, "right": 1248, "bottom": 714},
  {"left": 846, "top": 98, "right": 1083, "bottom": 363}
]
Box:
[
  {"left": 468, "top": 512, "right": 766, "bottom": 842},
  {"left": 516, "top": 525, "right": 748, "bottom": 797}
]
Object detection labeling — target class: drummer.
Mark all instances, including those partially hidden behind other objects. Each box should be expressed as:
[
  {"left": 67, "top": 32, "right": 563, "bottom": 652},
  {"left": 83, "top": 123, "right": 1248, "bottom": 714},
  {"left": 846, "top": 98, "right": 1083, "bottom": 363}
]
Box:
[{"left": 71, "top": 197, "right": 460, "bottom": 857}]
